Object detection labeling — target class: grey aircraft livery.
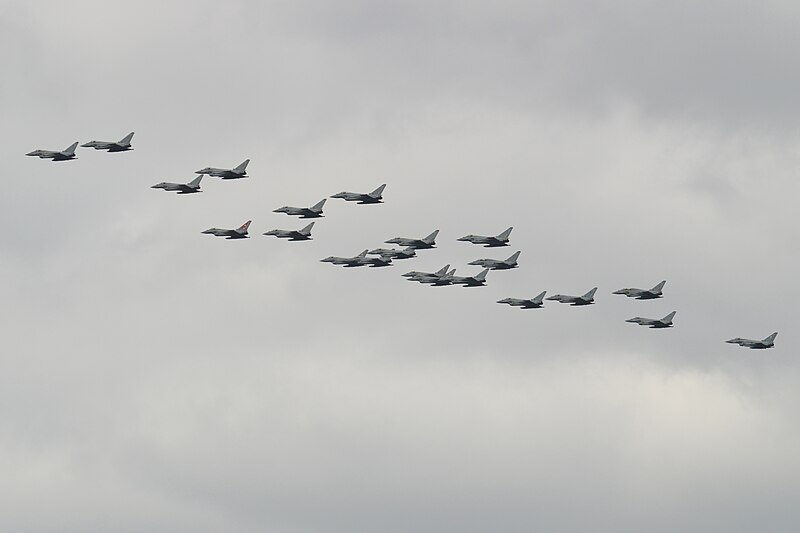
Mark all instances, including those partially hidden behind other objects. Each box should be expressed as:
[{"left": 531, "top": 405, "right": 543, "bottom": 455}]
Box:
[
  {"left": 448, "top": 268, "right": 490, "bottom": 287},
  {"left": 546, "top": 287, "right": 597, "bottom": 306},
  {"left": 330, "top": 184, "right": 386, "bottom": 204},
  {"left": 26, "top": 142, "right": 79, "bottom": 161},
  {"left": 368, "top": 247, "right": 417, "bottom": 260},
  {"left": 273, "top": 199, "right": 327, "bottom": 218},
  {"left": 81, "top": 132, "right": 134, "bottom": 152},
  {"left": 263, "top": 222, "right": 315, "bottom": 241},
  {"left": 403, "top": 264, "right": 450, "bottom": 282},
  {"left": 457, "top": 227, "right": 513, "bottom": 247},
  {"left": 726, "top": 332, "right": 778, "bottom": 349},
  {"left": 385, "top": 230, "right": 439, "bottom": 249},
  {"left": 151, "top": 176, "right": 203, "bottom": 194},
  {"left": 613, "top": 281, "right": 667, "bottom": 300},
  {"left": 626, "top": 311, "right": 676, "bottom": 328},
  {"left": 321, "top": 250, "right": 392, "bottom": 268},
  {"left": 469, "top": 251, "right": 521, "bottom": 270},
  {"left": 497, "top": 291, "right": 547, "bottom": 309},
  {"left": 196, "top": 159, "right": 250, "bottom": 179},
  {"left": 202, "top": 220, "right": 251, "bottom": 239}
]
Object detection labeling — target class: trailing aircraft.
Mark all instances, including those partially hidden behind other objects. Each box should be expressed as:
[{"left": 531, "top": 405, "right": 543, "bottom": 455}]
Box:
[
  {"left": 546, "top": 287, "right": 597, "bottom": 306},
  {"left": 497, "top": 291, "right": 547, "bottom": 309},
  {"left": 196, "top": 159, "right": 250, "bottom": 179},
  {"left": 151, "top": 176, "right": 203, "bottom": 194},
  {"left": 273, "top": 199, "right": 326, "bottom": 218},
  {"left": 26, "top": 141, "right": 79, "bottom": 161},
  {"left": 726, "top": 332, "right": 778, "bottom": 349},
  {"left": 330, "top": 184, "right": 386, "bottom": 204},
  {"left": 263, "top": 222, "right": 315, "bottom": 241},
  {"left": 626, "top": 311, "right": 676, "bottom": 328},
  {"left": 613, "top": 281, "right": 666, "bottom": 300},
  {"left": 385, "top": 230, "right": 439, "bottom": 249},
  {"left": 457, "top": 227, "right": 513, "bottom": 247},
  {"left": 81, "top": 132, "right": 134, "bottom": 152},
  {"left": 469, "top": 251, "right": 521, "bottom": 270},
  {"left": 202, "top": 220, "right": 251, "bottom": 239}
]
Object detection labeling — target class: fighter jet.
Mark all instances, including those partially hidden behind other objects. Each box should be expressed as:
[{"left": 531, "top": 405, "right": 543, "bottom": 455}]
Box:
[
  {"left": 263, "top": 222, "right": 315, "bottom": 241},
  {"left": 613, "top": 281, "right": 666, "bottom": 300},
  {"left": 385, "top": 230, "right": 439, "bottom": 249},
  {"left": 469, "top": 251, "right": 521, "bottom": 270},
  {"left": 81, "top": 132, "right": 134, "bottom": 152},
  {"left": 424, "top": 269, "right": 458, "bottom": 286},
  {"left": 321, "top": 250, "right": 369, "bottom": 267},
  {"left": 151, "top": 176, "right": 203, "bottom": 194},
  {"left": 626, "top": 311, "right": 676, "bottom": 328},
  {"left": 449, "top": 268, "right": 490, "bottom": 287},
  {"left": 497, "top": 291, "right": 547, "bottom": 309},
  {"left": 457, "top": 227, "right": 513, "bottom": 247},
  {"left": 26, "top": 141, "right": 79, "bottom": 161},
  {"left": 546, "top": 287, "right": 597, "bottom": 306},
  {"left": 368, "top": 247, "right": 417, "bottom": 260},
  {"left": 273, "top": 199, "right": 326, "bottom": 218},
  {"left": 725, "top": 332, "right": 778, "bottom": 349},
  {"left": 330, "top": 184, "right": 386, "bottom": 204},
  {"left": 403, "top": 264, "right": 450, "bottom": 282},
  {"left": 195, "top": 159, "right": 250, "bottom": 179},
  {"left": 202, "top": 220, "right": 251, "bottom": 239},
  {"left": 359, "top": 255, "right": 393, "bottom": 268}
]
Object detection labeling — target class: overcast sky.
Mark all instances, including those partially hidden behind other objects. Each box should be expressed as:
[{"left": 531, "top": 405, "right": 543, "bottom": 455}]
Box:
[{"left": 3, "top": 1, "right": 800, "bottom": 531}]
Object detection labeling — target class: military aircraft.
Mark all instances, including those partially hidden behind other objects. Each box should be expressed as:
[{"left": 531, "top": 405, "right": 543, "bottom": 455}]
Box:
[
  {"left": 457, "top": 227, "right": 513, "bottom": 247},
  {"left": 449, "top": 268, "right": 490, "bottom": 287},
  {"left": 273, "top": 199, "right": 326, "bottom": 218},
  {"left": 330, "top": 184, "right": 386, "bottom": 204},
  {"left": 202, "top": 220, "right": 251, "bottom": 239},
  {"left": 424, "top": 269, "right": 458, "bottom": 286},
  {"left": 403, "top": 264, "right": 450, "bottom": 281},
  {"left": 321, "top": 250, "right": 369, "bottom": 267},
  {"left": 81, "top": 132, "right": 134, "bottom": 152},
  {"left": 26, "top": 142, "right": 79, "bottom": 161},
  {"left": 368, "top": 247, "right": 417, "bottom": 260},
  {"left": 469, "top": 251, "right": 521, "bottom": 270},
  {"left": 613, "top": 281, "right": 666, "bottom": 300},
  {"left": 195, "top": 159, "right": 250, "bottom": 179},
  {"left": 151, "top": 176, "right": 203, "bottom": 194},
  {"left": 546, "top": 287, "right": 597, "bottom": 306},
  {"left": 725, "top": 332, "right": 778, "bottom": 349},
  {"left": 359, "top": 255, "right": 393, "bottom": 268},
  {"left": 626, "top": 311, "right": 676, "bottom": 328},
  {"left": 497, "top": 291, "right": 547, "bottom": 309},
  {"left": 385, "top": 230, "right": 439, "bottom": 249},
  {"left": 263, "top": 222, "right": 315, "bottom": 241}
]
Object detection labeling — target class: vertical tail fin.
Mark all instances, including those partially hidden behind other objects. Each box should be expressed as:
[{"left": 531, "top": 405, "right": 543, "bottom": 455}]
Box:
[
  {"left": 424, "top": 230, "right": 439, "bottom": 243},
  {"left": 496, "top": 227, "right": 513, "bottom": 241},
  {"left": 188, "top": 175, "right": 203, "bottom": 187},
  {"left": 582, "top": 287, "right": 598, "bottom": 300},
  {"left": 370, "top": 184, "right": 386, "bottom": 197},
  {"left": 300, "top": 222, "right": 315, "bottom": 234},
  {"left": 650, "top": 280, "right": 667, "bottom": 293},
  {"left": 233, "top": 159, "right": 250, "bottom": 173},
  {"left": 435, "top": 264, "right": 450, "bottom": 276},
  {"left": 764, "top": 332, "right": 778, "bottom": 343},
  {"left": 310, "top": 198, "right": 326, "bottom": 211},
  {"left": 63, "top": 142, "right": 78, "bottom": 155},
  {"left": 118, "top": 132, "right": 134, "bottom": 145},
  {"left": 475, "top": 268, "right": 489, "bottom": 282},
  {"left": 505, "top": 251, "right": 521, "bottom": 263},
  {"left": 662, "top": 311, "right": 676, "bottom": 323},
  {"left": 237, "top": 220, "right": 252, "bottom": 233},
  {"left": 358, "top": 250, "right": 369, "bottom": 258},
  {"left": 533, "top": 291, "right": 547, "bottom": 303}
]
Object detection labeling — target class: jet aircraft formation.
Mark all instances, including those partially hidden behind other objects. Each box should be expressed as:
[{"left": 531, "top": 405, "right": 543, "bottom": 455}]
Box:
[{"left": 26, "top": 135, "right": 778, "bottom": 350}]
